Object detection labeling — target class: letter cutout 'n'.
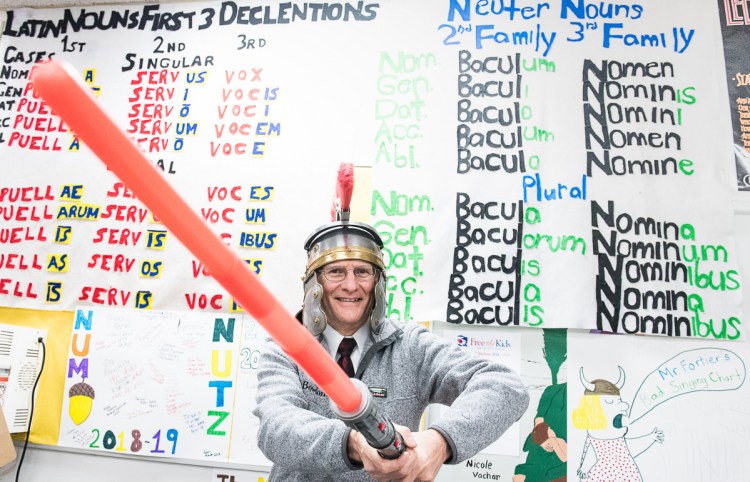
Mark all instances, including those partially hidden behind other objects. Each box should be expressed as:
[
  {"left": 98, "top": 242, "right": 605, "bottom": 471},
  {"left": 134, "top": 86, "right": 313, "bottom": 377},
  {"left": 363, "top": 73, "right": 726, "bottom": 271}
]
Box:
[
  {"left": 213, "top": 317, "right": 235, "bottom": 342},
  {"left": 75, "top": 309, "right": 93, "bottom": 330}
]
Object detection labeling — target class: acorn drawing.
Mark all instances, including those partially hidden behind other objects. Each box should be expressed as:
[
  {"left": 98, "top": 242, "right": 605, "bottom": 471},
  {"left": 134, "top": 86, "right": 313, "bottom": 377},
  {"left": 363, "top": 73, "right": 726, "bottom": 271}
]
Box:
[{"left": 69, "top": 378, "right": 95, "bottom": 425}]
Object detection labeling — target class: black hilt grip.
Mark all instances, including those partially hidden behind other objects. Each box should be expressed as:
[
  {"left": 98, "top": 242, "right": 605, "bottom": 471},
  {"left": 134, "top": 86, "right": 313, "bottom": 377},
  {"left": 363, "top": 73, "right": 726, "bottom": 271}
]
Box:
[
  {"left": 376, "top": 429, "right": 406, "bottom": 460},
  {"left": 331, "top": 379, "right": 406, "bottom": 459}
]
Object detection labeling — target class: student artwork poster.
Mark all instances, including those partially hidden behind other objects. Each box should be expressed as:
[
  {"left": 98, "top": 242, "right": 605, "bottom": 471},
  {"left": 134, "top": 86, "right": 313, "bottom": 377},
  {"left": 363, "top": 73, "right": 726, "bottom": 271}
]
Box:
[
  {"left": 434, "top": 325, "right": 567, "bottom": 482},
  {"left": 438, "top": 325, "right": 522, "bottom": 457},
  {"left": 567, "top": 331, "right": 748, "bottom": 482},
  {"left": 59, "top": 306, "right": 270, "bottom": 466}
]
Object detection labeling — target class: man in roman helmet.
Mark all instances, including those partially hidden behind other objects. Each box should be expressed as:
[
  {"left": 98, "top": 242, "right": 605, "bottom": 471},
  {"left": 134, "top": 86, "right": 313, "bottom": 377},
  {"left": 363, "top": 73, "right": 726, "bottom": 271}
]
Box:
[{"left": 254, "top": 164, "right": 529, "bottom": 482}]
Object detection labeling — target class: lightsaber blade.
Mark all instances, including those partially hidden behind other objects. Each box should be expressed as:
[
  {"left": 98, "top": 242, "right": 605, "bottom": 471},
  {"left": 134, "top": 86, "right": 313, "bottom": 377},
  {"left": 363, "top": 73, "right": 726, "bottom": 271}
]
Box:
[
  {"left": 30, "top": 60, "right": 359, "bottom": 411},
  {"left": 30, "top": 59, "right": 404, "bottom": 458}
]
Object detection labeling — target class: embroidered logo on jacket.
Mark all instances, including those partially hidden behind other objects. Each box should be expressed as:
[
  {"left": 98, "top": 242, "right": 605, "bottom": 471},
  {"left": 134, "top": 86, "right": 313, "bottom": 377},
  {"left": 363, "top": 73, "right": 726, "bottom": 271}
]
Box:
[
  {"left": 369, "top": 387, "right": 387, "bottom": 398},
  {"left": 301, "top": 380, "right": 325, "bottom": 397}
]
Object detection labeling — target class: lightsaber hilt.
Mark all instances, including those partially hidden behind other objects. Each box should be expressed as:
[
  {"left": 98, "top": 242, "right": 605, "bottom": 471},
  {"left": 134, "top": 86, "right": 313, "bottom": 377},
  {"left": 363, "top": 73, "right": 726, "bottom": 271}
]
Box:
[{"left": 330, "top": 379, "right": 406, "bottom": 460}]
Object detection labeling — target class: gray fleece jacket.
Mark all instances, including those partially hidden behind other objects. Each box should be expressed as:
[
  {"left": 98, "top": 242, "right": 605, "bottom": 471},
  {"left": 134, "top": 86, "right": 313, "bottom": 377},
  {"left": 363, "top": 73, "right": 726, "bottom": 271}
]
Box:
[{"left": 253, "top": 319, "right": 529, "bottom": 481}]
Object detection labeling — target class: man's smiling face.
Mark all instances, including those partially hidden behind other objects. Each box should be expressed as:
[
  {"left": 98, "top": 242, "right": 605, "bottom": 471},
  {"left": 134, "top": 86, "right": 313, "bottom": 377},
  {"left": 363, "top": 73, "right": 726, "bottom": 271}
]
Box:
[{"left": 319, "top": 260, "right": 377, "bottom": 336}]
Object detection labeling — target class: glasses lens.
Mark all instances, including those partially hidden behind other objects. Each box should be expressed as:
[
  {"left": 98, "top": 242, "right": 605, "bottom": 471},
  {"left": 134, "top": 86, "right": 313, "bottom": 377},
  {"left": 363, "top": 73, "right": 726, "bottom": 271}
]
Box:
[
  {"left": 354, "top": 267, "right": 375, "bottom": 279},
  {"left": 321, "top": 266, "right": 376, "bottom": 282},
  {"left": 324, "top": 267, "right": 346, "bottom": 281}
]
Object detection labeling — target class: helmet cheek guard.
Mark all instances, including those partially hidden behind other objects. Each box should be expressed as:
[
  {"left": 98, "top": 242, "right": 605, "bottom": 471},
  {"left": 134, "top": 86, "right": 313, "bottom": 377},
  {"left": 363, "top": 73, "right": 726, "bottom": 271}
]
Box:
[
  {"left": 370, "top": 274, "right": 387, "bottom": 334},
  {"left": 302, "top": 221, "right": 387, "bottom": 335},
  {"left": 302, "top": 275, "right": 327, "bottom": 336}
]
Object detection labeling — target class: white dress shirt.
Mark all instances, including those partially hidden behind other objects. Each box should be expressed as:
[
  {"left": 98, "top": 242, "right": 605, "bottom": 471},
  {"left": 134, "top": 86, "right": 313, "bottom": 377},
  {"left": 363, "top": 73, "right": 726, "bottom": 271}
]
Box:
[{"left": 322, "top": 323, "right": 372, "bottom": 374}]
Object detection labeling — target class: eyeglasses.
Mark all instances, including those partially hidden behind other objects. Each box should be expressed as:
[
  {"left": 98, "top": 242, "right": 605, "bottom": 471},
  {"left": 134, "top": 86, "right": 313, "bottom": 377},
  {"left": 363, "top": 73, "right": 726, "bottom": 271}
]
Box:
[{"left": 318, "top": 266, "right": 378, "bottom": 283}]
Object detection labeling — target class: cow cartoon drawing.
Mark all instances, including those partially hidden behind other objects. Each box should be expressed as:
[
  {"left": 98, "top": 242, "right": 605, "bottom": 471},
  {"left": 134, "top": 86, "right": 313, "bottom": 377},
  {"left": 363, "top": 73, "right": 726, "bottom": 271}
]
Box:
[{"left": 572, "top": 367, "right": 664, "bottom": 481}]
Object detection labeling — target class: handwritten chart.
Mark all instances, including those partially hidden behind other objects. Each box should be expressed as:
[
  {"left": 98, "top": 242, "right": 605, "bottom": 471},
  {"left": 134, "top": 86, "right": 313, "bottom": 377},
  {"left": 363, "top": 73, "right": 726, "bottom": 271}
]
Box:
[{"left": 0, "top": 0, "right": 744, "bottom": 341}]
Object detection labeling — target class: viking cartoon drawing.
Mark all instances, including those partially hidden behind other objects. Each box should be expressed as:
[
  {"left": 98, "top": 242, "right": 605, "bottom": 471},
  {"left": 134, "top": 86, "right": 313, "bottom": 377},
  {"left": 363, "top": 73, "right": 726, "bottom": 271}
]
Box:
[{"left": 572, "top": 367, "right": 664, "bottom": 481}]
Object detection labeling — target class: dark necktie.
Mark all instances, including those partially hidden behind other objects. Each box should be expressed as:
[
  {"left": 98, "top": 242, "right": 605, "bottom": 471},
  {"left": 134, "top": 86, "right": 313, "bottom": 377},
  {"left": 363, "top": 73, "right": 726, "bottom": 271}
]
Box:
[{"left": 336, "top": 338, "right": 357, "bottom": 378}]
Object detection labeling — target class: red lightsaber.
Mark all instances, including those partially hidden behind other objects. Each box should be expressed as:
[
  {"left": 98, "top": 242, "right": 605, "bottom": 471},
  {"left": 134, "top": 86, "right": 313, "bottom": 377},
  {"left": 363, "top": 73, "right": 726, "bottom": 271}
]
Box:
[
  {"left": 30, "top": 60, "right": 404, "bottom": 459},
  {"left": 30, "top": 60, "right": 360, "bottom": 412}
]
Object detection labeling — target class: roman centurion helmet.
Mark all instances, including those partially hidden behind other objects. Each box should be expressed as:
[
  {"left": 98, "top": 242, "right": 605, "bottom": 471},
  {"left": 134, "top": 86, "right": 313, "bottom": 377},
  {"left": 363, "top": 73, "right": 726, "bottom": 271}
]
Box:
[{"left": 300, "top": 164, "right": 387, "bottom": 336}]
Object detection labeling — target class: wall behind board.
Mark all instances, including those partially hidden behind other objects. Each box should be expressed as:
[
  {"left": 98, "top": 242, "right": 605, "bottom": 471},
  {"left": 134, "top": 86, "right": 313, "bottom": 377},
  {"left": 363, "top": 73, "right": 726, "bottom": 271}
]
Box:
[{"left": 1, "top": 0, "right": 750, "bottom": 481}]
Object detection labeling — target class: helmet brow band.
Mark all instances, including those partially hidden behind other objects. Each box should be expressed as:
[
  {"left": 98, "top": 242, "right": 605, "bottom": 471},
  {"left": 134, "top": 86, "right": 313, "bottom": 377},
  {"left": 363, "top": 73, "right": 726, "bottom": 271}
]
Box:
[{"left": 307, "top": 247, "right": 384, "bottom": 275}]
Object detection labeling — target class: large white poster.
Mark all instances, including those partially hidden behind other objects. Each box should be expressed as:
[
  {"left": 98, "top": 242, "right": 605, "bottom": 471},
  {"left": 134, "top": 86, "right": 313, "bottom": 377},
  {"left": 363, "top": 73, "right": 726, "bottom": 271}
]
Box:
[
  {"left": 0, "top": 1, "right": 744, "bottom": 339},
  {"left": 367, "top": 1, "right": 745, "bottom": 340}
]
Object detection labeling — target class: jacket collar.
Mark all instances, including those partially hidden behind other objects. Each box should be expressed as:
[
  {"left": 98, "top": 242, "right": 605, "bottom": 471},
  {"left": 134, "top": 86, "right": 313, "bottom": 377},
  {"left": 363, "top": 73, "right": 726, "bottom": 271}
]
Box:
[
  {"left": 371, "top": 318, "right": 402, "bottom": 345},
  {"left": 353, "top": 319, "right": 403, "bottom": 378}
]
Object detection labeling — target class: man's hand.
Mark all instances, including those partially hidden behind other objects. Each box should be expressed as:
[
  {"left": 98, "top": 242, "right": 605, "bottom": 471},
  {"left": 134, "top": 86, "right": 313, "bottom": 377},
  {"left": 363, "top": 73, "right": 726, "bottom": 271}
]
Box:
[
  {"left": 347, "top": 424, "right": 419, "bottom": 482},
  {"left": 408, "top": 429, "right": 451, "bottom": 482},
  {"left": 347, "top": 426, "right": 450, "bottom": 482}
]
